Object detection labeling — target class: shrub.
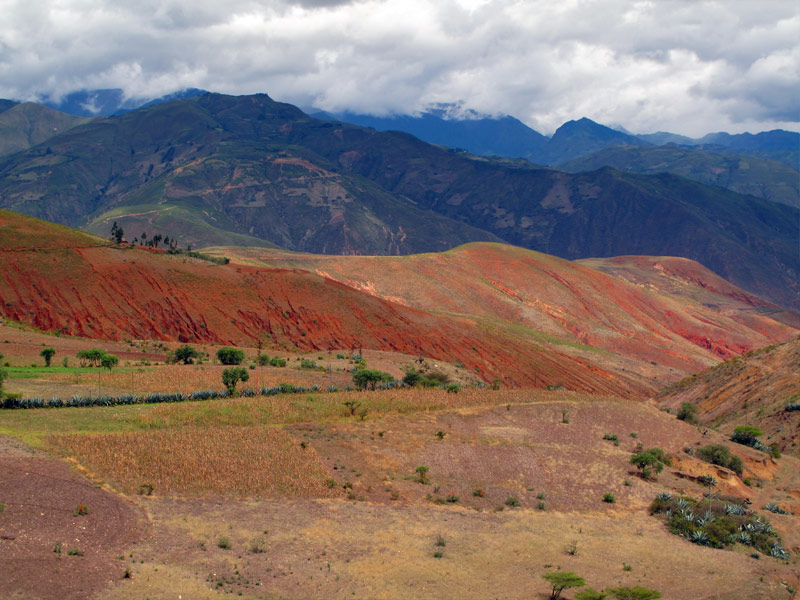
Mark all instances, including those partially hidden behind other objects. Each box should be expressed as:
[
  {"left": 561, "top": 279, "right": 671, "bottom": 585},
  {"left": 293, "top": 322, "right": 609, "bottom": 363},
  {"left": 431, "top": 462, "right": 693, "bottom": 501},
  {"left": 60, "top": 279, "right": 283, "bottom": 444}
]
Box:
[
  {"left": 216, "top": 347, "right": 245, "bottom": 365},
  {"left": 217, "top": 536, "right": 231, "bottom": 550},
  {"left": 576, "top": 589, "right": 607, "bottom": 600},
  {"left": 167, "top": 344, "right": 201, "bottom": 364},
  {"left": 415, "top": 465, "right": 429, "bottom": 484},
  {"left": 696, "top": 444, "right": 743, "bottom": 475},
  {"left": 676, "top": 402, "right": 699, "bottom": 424},
  {"left": 473, "top": 487, "right": 485, "bottom": 497},
  {"left": 505, "top": 496, "right": 521, "bottom": 507},
  {"left": 606, "top": 586, "right": 661, "bottom": 600},
  {"left": 257, "top": 353, "right": 270, "bottom": 366},
  {"left": 731, "top": 425, "right": 766, "bottom": 450},
  {"left": 269, "top": 356, "right": 287, "bottom": 367},
  {"left": 603, "top": 493, "right": 616, "bottom": 503},
  {"left": 73, "top": 504, "right": 89, "bottom": 516},
  {"left": 603, "top": 433, "right": 619, "bottom": 442},
  {"left": 300, "top": 359, "right": 317, "bottom": 369}
]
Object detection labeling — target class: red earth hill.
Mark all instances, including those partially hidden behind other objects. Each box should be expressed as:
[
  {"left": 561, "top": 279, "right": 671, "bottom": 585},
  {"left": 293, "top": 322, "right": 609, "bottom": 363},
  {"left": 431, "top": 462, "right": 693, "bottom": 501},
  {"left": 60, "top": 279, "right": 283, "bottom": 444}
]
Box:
[
  {"left": 1, "top": 210, "right": 796, "bottom": 396},
  {"left": 215, "top": 243, "right": 798, "bottom": 380}
]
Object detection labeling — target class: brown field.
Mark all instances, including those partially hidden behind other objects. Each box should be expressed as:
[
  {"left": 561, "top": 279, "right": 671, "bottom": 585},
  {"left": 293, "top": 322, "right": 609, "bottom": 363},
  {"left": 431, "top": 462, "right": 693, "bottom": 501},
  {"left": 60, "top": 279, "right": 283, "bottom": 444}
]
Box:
[{"left": 52, "top": 426, "right": 335, "bottom": 498}]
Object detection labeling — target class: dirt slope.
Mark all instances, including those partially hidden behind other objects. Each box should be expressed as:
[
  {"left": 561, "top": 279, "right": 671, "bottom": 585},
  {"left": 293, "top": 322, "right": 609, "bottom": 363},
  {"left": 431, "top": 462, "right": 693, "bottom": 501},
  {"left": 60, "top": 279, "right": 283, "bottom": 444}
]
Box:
[
  {"left": 217, "top": 242, "right": 797, "bottom": 374},
  {"left": 659, "top": 336, "right": 800, "bottom": 456}
]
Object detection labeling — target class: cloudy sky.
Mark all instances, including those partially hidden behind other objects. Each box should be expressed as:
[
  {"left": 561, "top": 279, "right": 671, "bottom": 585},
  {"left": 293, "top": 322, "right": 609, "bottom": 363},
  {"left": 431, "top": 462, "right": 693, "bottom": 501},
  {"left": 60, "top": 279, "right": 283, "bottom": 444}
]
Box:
[{"left": 0, "top": 0, "right": 797, "bottom": 136}]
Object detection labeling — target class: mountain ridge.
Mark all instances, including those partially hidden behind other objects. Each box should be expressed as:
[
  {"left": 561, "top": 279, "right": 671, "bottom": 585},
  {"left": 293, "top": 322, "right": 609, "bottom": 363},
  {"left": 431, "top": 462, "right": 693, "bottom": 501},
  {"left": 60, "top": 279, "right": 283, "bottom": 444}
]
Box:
[{"left": 0, "top": 92, "right": 796, "bottom": 311}]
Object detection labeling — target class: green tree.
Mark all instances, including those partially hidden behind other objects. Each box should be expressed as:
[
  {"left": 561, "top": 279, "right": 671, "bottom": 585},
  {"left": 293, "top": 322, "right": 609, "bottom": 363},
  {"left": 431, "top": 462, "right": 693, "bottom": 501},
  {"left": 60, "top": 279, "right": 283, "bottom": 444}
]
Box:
[
  {"left": 607, "top": 586, "right": 661, "bottom": 600},
  {"left": 257, "top": 353, "right": 270, "bottom": 366},
  {"left": 40, "top": 347, "right": 56, "bottom": 367},
  {"left": 168, "top": 344, "right": 201, "bottom": 364},
  {"left": 353, "top": 369, "right": 394, "bottom": 390},
  {"left": 77, "top": 348, "right": 105, "bottom": 367},
  {"left": 100, "top": 353, "right": 119, "bottom": 370},
  {"left": 110, "top": 221, "right": 124, "bottom": 244},
  {"left": 542, "top": 572, "right": 585, "bottom": 600},
  {"left": 630, "top": 448, "right": 671, "bottom": 480},
  {"left": 222, "top": 367, "right": 249, "bottom": 393},
  {"left": 217, "top": 347, "right": 245, "bottom": 365}
]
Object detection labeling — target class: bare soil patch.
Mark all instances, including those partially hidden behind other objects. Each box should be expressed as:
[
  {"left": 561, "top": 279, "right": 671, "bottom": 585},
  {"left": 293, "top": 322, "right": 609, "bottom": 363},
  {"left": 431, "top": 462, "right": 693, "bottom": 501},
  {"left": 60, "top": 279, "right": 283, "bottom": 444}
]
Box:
[{"left": 0, "top": 437, "right": 147, "bottom": 600}]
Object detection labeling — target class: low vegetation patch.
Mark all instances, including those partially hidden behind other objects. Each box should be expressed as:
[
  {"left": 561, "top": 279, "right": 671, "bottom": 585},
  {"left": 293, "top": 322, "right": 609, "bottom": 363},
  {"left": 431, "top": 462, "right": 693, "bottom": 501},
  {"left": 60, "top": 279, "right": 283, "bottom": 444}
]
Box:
[
  {"left": 649, "top": 493, "right": 788, "bottom": 559},
  {"left": 695, "top": 444, "right": 743, "bottom": 476},
  {"left": 50, "top": 425, "right": 336, "bottom": 498}
]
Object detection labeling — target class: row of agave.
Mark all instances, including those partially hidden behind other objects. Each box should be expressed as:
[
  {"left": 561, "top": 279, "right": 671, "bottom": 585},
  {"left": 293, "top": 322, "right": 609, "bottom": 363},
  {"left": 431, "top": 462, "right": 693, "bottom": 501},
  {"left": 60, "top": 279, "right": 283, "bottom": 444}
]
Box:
[{"left": 2, "top": 384, "right": 329, "bottom": 410}]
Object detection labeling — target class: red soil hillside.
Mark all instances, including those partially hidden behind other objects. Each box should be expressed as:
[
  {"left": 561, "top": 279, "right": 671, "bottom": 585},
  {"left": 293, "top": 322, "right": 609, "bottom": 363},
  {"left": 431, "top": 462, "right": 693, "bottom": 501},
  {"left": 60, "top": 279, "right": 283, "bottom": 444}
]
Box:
[
  {"left": 659, "top": 336, "right": 800, "bottom": 457},
  {"left": 580, "top": 255, "right": 800, "bottom": 330},
  {"left": 216, "top": 242, "right": 797, "bottom": 378},
  {"left": 0, "top": 211, "right": 649, "bottom": 395},
  {"left": 1, "top": 210, "right": 796, "bottom": 394}
]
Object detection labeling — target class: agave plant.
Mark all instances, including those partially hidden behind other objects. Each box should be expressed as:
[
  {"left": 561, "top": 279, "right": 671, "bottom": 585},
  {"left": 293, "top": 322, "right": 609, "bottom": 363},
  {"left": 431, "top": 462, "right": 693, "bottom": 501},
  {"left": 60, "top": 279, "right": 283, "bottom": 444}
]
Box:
[
  {"left": 681, "top": 510, "right": 695, "bottom": 522},
  {"left": 656, "top": 493, "right": 672, "bottom": 502},
  {"left": 738, "top": 531, "right": 753, "bottom": 545},
  {"left": 725, "top": 503, "right": 746, "bottom": 515},
  {"left": 770, "top": 544, "right": 790, "bottom": 560},
  {"left": 690, "top": 530, "right": 710, "bottom": 545},
  {"left": 676, "top": 497, "right": 689, "bottom": 510},
  {"left": 764, "top": 503, "right": 787, "bottom": 515}
]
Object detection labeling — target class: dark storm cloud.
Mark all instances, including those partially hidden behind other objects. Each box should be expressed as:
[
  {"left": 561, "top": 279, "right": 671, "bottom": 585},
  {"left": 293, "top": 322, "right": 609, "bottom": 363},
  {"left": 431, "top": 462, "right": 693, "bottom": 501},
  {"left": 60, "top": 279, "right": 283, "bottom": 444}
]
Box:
[{"left": 0, "top": 0, "right": 796, "bottom": 135}]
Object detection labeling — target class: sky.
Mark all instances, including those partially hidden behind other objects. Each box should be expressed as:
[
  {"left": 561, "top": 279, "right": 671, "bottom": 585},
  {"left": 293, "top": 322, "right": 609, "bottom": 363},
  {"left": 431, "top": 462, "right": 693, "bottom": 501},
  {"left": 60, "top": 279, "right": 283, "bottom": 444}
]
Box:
[{"left": 0, "top": 0, "right": 797, "bottom": 136}]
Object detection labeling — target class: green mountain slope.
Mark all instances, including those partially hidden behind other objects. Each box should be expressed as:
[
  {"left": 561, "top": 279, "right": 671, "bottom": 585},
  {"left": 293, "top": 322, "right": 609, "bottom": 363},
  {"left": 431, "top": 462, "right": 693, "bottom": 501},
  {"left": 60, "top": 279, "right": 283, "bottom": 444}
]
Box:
[
  {"left": 557, "top": 145, "right": 799, "bottom": 208},
  {"left": 0, "top": 93, "right": 796, "bottom": 310},
  {"left": 0, "top": 103, "right": 92, "bottom": 157}
]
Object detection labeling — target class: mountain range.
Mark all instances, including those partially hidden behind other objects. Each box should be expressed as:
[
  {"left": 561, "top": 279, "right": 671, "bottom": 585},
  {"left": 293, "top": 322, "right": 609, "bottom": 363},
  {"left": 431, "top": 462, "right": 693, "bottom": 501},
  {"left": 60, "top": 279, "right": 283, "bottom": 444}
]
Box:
[{"left": 0, "top": 92, "right": 797, "bottom": 311}]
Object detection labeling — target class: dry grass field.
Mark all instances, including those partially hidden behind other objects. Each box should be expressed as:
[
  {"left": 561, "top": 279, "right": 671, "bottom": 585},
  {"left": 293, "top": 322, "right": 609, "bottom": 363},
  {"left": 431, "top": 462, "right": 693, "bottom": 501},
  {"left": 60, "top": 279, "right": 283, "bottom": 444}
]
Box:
[{"left": 2, "top": 384, "right": 798, "bottom": 599}]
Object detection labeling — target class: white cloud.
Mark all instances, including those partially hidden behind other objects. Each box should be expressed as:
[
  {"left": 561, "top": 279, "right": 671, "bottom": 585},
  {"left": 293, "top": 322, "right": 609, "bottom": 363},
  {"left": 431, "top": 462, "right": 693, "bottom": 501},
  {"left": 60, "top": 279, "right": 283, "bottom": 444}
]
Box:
[{"left": 0, "top": 0, "right": 796, "bottom": 135}]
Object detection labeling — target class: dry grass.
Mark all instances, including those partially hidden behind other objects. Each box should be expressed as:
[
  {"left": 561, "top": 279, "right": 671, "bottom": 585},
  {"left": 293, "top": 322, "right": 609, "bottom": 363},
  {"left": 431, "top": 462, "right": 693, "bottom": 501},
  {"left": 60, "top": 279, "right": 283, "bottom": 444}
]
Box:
[{"left": 51, "top": 426, "right": 336, "bottom": 498}]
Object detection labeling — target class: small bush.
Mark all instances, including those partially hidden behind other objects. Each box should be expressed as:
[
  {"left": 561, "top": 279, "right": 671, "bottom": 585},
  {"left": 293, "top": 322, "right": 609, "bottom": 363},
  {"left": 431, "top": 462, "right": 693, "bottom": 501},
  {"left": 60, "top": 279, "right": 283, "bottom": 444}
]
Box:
[
  {"left": 269, "top": 356, "right": 287, "bottom": 367},
  {"left": 696, "top": 444, "right": 743, "bottom": 476},
  {"left": 216, "top": 347, "right": 245, "bottom": 365},
  {"left": 676, "top": 402, "right": 699, "bottom": 424},
  {"left": 603, "top": 493, "right": 616, "bottom": 503},
  {"left": 67, "top": 548, "right": 84, "bottom": 556},
  {"left": 473, "top": 487, "right": 485, "bottom": 497},
  {"left": 217, "top": 536, "right": 231, "bottom": 550},
  {"left": 73, "top": 504, "right": 89, "bottom": 516}
]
